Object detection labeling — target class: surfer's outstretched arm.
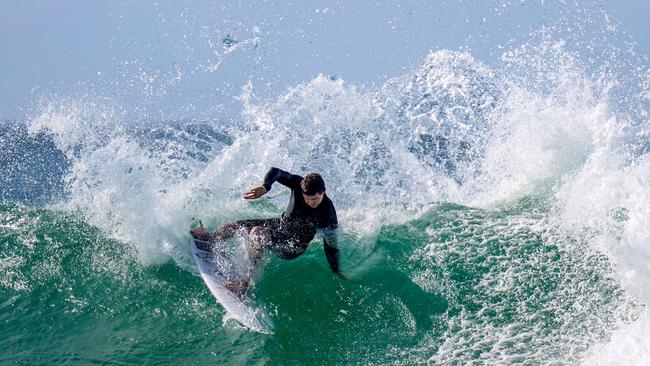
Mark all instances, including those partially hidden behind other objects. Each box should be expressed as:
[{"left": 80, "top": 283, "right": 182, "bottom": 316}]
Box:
[
  {"left": 243, "top": 167, "right": 302, "bottom": 199},
  {"left": 262, "top": 167, "right": 303, "bottom": 191}
]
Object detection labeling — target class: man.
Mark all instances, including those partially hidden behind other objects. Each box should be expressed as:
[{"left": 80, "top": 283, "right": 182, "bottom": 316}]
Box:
[{"left": 190, "top": 167, "right": 342, "bottom": 293}]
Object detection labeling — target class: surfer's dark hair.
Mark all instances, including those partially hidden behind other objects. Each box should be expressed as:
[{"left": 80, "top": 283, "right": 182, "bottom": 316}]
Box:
[{"left": 301, "top": 173, "right": 326, "bottom": 195}]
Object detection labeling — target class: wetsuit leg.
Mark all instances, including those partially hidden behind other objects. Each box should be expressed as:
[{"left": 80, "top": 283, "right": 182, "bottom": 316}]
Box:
[
  {"left": 223, "top": 219, "right": 280, "bottom": 283},
  {"left": 245, "top": 226, "right": 272, "bottom": 271},
  {"left": 216, "top": 218, "right": 276, "bottom": 239}
]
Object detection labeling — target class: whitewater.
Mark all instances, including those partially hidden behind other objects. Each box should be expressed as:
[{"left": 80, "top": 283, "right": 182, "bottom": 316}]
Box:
[{"left": 1, "top": 1, "right": 649, "bottom": 365}]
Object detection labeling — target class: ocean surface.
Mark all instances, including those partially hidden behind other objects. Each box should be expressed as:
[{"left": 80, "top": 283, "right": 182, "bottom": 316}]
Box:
[{"left": 2, "top": 2, "right": 649, "bottom": 365}]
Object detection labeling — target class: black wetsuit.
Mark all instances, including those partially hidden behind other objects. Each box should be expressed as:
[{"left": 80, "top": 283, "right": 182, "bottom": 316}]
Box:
[{"left": 234, "top": 167, "right": 340, "bottom": 273}]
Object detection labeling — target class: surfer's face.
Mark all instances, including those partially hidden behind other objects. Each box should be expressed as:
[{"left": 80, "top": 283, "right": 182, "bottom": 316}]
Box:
[{"left": 302, "top": 192, "right": 324, "bottom": 208}]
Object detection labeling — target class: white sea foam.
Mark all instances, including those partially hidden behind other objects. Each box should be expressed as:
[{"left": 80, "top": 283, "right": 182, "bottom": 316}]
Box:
[{"left": 583, "top": 309, "right": 650, "bottom": 365}]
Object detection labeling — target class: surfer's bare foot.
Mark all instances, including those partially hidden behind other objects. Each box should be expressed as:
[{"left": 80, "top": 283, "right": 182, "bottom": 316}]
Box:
[{"left": 225, "top": 277, "right": 250, "bottom": 295}]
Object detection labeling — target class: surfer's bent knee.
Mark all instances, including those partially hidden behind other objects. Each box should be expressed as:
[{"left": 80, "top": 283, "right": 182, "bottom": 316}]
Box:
[
  {"left": 249, "top": 226, "right": 270, "bottom": 238},
  {"left": 247, "top": 226, "right": 271, "bottom": 251}
]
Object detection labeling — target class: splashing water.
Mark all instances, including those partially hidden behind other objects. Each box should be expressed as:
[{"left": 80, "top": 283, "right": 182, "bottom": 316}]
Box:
[{"left": 2, "top": 1, "right": 649, "bottom": 364}]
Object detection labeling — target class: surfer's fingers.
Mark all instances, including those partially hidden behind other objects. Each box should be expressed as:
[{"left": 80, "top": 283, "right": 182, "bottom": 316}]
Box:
[{"left": 244, "top": 188, "right": 264, "bottom": 199}]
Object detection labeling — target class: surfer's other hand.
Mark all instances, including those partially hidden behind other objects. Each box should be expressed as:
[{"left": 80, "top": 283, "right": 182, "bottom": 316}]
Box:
[{"left": 244, "top": 186, "right": 267, "bottom": 200}]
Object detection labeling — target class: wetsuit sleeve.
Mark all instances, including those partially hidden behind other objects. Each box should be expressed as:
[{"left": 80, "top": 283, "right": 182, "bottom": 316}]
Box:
[
  {"left": 320, "top": 200, "right": 340, "bottom": 274},
  {"left": 262, "top": 167, "right": 303, "bottom": 191},
  {"left": 323, "top": 232, "right": 340, "bottom": 274}
]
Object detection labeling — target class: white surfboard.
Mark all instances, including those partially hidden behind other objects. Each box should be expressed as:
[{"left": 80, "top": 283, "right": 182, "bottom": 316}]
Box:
[{"left": 191, "top": 237, "right": 274, "bottom": 334}]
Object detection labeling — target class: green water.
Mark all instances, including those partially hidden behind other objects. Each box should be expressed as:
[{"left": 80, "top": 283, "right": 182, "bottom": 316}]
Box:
[{"left": 0, "top": 202, "right": 638, "bottom": 364}]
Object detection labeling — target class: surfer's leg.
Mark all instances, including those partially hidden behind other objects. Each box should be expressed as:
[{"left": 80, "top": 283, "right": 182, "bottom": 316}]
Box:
[
  {"left": 224, "top": 226, "right": 270, "bottom": 294},
  {"left": 190, "top": 222, "right": 242, "bottom": 242},
  {"left": 215, "top": 221, "right": 241, "bottom": 239},
  {"left": 244, "top": 226, "right": 272, "bottom": 282},
  {"left": 245, "top": 226, "right": 271, "bottom": 268},
  {"left": 216, "top": 219, "right": 271, "bottom": 240}
]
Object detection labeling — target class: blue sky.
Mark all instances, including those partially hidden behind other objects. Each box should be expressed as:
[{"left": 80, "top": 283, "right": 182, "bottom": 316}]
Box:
[{"left": 0, "top": 1, "right": 647, "bottom": 121}]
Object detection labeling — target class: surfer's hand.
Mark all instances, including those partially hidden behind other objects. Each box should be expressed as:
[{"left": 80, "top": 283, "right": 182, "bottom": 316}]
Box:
[{"left": 244, "top": 186, "right": 267, "bottom": 200}]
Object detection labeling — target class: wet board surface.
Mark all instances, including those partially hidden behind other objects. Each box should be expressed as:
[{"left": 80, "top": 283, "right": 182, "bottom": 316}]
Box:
[{"left": 191, "top": 237, "right": 274, "bottom": 334}]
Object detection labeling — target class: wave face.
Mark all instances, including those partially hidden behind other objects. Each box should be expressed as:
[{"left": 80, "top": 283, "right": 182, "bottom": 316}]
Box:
[{"left": 2, "top": 1, "right": 649, "bottom": 365}]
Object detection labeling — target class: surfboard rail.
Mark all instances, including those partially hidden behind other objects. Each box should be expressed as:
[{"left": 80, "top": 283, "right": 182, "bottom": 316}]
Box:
[{"left": 191, "top": 237, "right": 274, "bottom": 334}]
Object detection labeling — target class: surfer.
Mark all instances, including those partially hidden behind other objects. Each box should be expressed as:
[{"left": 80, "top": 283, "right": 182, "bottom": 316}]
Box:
[{"left": 190, "top": 167, "right": 342, "bottom": 293}]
